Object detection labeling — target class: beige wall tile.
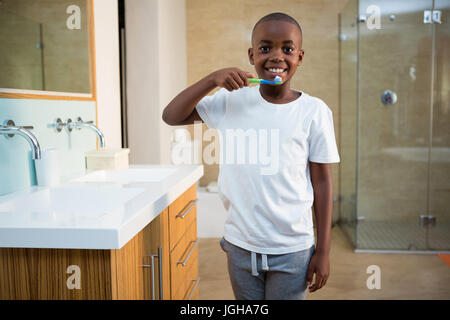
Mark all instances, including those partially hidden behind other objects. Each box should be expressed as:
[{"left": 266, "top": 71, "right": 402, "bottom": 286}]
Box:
[{"left": 186, "top": 0, "right": 348, "bottom": 214}]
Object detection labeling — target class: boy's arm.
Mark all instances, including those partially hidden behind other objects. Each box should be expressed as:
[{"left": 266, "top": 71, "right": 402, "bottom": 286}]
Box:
[
  {"left": 162, "top": 68, "right": 255, "bottom": 126},
  {"left": 162, "top": 74, "right": 216, "bottom": 126},
  {"left": 306, "top": 161, "right": 334, "bottom": 292}
]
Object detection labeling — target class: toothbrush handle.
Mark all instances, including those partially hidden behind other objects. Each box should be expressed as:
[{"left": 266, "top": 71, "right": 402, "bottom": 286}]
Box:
[
  {"left": 248, "top": 78, "right": 261, "bottom": 84},
  {"left": 248, "top": 78, "right": 280, "bottom": 84}
]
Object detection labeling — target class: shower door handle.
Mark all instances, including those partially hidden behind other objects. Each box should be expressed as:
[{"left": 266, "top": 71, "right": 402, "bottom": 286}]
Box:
[{"left": 381, "top": 90, "right": 397, "bottom": 106}]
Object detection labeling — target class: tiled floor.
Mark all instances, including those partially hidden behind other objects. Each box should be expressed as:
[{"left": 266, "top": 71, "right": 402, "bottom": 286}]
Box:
[
  {"left": 355, "top": 221, "right": 450, "bottom": 251},
  {"left": 197, "top": 225, "right": 450, "bottom": 300}
]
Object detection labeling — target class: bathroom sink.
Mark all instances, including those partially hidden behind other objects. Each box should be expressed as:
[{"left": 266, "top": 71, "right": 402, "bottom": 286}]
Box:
[
  {"left": 0, "top": 164, "right": 203, "bottom": 249},
  {"left": 0, "top": 186, "right": 146, "bottom": 215},
  {"left": 73, "top": 167, "right": 177, "bottom": 183}
]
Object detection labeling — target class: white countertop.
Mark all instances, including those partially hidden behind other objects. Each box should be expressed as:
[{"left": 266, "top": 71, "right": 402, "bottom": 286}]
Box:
[{"left": 0, "top": 164, "right": 203, "bottom": 249}]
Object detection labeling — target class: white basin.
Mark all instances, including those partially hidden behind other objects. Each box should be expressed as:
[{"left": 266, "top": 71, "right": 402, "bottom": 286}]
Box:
[
  {"left": 0, "top": 186, "right": 146, "bottom": 215},
  {"left": 0, "top": 164, "right": 203, "bottom": 249},
  {"left": 73, "top": 167, "right": 177, "bottom": 183}
]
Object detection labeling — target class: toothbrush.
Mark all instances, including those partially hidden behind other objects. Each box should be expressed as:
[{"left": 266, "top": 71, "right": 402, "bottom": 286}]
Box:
[{"left": 249, "top": 76, "right": 283, "bottom": 85}]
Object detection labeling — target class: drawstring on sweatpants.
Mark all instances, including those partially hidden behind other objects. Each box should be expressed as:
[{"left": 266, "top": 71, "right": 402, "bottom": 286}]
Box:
[
  {"left": 261, "top": 254, "right": 269, "bottom": 271},
  {"left": 251, "top": 251, "right": 269, "bottom": 276}
]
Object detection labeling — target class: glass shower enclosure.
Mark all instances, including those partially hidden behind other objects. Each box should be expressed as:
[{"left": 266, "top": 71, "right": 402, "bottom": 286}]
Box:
[{"left": 339, "top": 0, "right": 450, "bottom": 252}]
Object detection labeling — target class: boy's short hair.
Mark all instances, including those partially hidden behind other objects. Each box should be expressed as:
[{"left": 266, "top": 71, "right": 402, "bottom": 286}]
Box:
[{"left": 252, "top": 12, "right": 302, "bottom": 38}]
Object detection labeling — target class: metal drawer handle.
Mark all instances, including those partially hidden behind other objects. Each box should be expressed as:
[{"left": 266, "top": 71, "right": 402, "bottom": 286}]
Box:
[
  {"left": 177, "top": 240, "right": 198, "bottom": 267},
  {"left": 176, "top": 199, "right": 197, "bottom": 219},
  {"left": 142, "top": 247, "right": 163, "bottom": 300},
  {"left": 187, "top": 278, "right": 200, "bottom": 300}
]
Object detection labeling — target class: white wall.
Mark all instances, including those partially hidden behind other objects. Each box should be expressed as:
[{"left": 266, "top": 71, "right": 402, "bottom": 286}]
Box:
[
  {"left": 91, "top": 0, "right": 186, "bottom": 160},
  {"left": 158, "top": 0, "right": 187, "bottom": 165},
  {"left": 93, "top": 0, "right": 122, "bottom": 148},
  {"left": 125, "top": 0, "right": 186, "bottom": 164},
  {"left": 125, "top": 0, "right": 160, "bottom": 163}
]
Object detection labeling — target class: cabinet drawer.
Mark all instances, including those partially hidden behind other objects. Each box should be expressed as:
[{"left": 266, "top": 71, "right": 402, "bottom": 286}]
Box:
[
  {"left": 172, "top": 256, "right": 199, "bottom": 300},
  {"left": 170, "top": 221, "right": 198, "bottom": 298},
  {"left": 168, "top": 184, "right": 197, "bottom": 252},
  {"left": 183, "top": 259, "right": 200, "bottom": 300}
]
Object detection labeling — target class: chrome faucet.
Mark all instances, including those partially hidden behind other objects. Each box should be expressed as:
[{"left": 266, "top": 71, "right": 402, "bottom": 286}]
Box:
[
  {"left": 67, "top": 117, "right": 105, "bottom": 148},
  {"left": 0, "top": 120, "right": 41, "bottom": 159}
]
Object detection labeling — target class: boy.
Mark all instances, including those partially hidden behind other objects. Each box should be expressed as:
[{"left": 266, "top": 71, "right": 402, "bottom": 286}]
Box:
[{"left": 162, "top": 12, "right": 340, "bottom": 300}]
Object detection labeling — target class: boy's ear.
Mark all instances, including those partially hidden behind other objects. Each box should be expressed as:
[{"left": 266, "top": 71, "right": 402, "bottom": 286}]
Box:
[
  {"left": 248, "top": 47, "right": 254, "bottom": 65},
  {"left": 297, "top": 49, "right": 305, "bottom": 66}
]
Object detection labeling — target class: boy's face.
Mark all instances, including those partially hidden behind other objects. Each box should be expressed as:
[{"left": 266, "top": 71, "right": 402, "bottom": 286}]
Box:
[{"left": 248, "top": 20, "right": 304, "bottom": 85}]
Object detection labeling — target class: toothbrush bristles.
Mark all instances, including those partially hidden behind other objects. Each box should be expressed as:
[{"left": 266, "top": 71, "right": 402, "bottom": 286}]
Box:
[{"left": 273, "top": 76, "right": 283, "bottom": 84}]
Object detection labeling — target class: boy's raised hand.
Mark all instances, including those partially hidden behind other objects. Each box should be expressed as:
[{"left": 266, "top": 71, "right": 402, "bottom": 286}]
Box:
[{"left": 211, "top": 68, "right": 256, "bottom": 92}]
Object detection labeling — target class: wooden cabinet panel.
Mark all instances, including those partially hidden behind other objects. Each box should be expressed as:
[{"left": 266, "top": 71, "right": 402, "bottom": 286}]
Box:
[
  {"left": 170, "top": 220, "right": 198, "bottom": 299},
  {"left": 141, "top": 212, "right": 163, "bottom": 300},
  {"left": 110, "top": 230, "right": 144, "bottom": 300},
  {"left": 111, "top": 208, "right": 169, "bottom": 300},
  {"left": 0, "top": 247, "right": 112, "bottom": 299},
  {"left": 168, "top": 184, "right": 197, "bottom": 252},
  {"left": 184, "top": 259, "right": 200, "bottom": 300},
  {"left": 159, "top": 207, "right": 171, "bottom": 300},
  {"left": 173, "top": 253, "right": 199, "bottom": 300}
]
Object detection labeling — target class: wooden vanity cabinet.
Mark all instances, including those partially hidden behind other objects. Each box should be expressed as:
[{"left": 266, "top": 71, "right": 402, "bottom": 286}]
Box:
[
  {"left": 0, "top": 183, "right": 199, "bottom": 300},
  {"left": 168, "top": 183, "right": 199, "bottom": 299},
  {"left": 110, "top": 209, "right": 170, "bottom": 300}
]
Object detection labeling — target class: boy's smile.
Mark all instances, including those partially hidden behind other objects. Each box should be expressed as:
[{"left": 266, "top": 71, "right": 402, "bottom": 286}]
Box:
[{"left": 248, "top": 20, "right": 304, "bottom": 100}]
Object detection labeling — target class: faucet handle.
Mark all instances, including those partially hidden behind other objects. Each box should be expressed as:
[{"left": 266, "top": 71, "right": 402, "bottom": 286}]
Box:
[
  {"left": 2, "top": 119, "right": 15, "bottom": 127},
  {"left": 67, "top": 117, "right": 93, "bottom": 131},
  {"left": 76, "top": 117, "right": 94, "bottom": 124},
  {"left": 70, "top": 117, "right": 94, "bottom": 131},
  {"left": 1, "top": 120, "right": 34, "bottom": 138},
  {"left": 50, "top": 118, "right": 66, "bottom": 133},
  {"left": 2, "top": 119, "right": 34, "bottom": 129}
]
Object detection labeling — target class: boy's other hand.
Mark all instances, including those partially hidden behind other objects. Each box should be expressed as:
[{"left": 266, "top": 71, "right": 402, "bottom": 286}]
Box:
[
  {"left": 306, "top": 252, "right": 330, "bottom": 293},
  {"left": 211, "top": 68, "right": 256, "bottom": 92}
]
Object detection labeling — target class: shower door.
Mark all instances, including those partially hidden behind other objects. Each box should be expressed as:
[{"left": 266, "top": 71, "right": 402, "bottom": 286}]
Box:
[
  {"left": 354, "top": 0, "right": 449, "bottom": 251},
  {"left": 429, "top": 0, "right": 450, "bottom": 250},
  {"left": 338, "top": 0, "right": 359, "bottom": 247}
]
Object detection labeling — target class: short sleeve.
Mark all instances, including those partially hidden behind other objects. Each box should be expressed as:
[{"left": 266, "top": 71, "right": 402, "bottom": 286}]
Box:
[
  {"left": 308, "top": 101, "right": 340, "bottom": 163},
  {"left": 195, "top": 88, "right": 228, "bottom": 129}
]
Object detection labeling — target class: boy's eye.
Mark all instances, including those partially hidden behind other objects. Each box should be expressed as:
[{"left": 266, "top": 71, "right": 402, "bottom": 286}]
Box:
[{"left": 258, "top": 46, "right": 294, "bottom": 54}]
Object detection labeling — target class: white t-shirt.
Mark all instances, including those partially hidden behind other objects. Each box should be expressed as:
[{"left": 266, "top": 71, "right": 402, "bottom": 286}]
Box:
[{"left": 196, "top": 85, "right": 340, "bottom": 254}]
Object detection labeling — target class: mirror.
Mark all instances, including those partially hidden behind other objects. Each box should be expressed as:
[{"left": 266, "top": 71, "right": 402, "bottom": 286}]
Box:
[{"left": 0, "top": 0, "right": 92, "bottom": 94}]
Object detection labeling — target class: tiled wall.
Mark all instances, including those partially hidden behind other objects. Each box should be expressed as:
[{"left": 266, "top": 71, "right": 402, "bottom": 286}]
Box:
[
  {"left": 0, "top": 98, "right": 96, "bottom": 195},
  {"left": 186, "top": 0, "right": 349, "bottom": 214}
]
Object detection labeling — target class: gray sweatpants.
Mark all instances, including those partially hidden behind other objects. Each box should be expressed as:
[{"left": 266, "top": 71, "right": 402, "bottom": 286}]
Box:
[{"left": 220, "top": 237, "right": 315, "bottom": 300}]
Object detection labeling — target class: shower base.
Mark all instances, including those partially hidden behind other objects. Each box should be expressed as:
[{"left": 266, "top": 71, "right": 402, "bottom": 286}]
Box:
[{"left": 341, "top": 221, "right": 450, "bottom": 254}]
